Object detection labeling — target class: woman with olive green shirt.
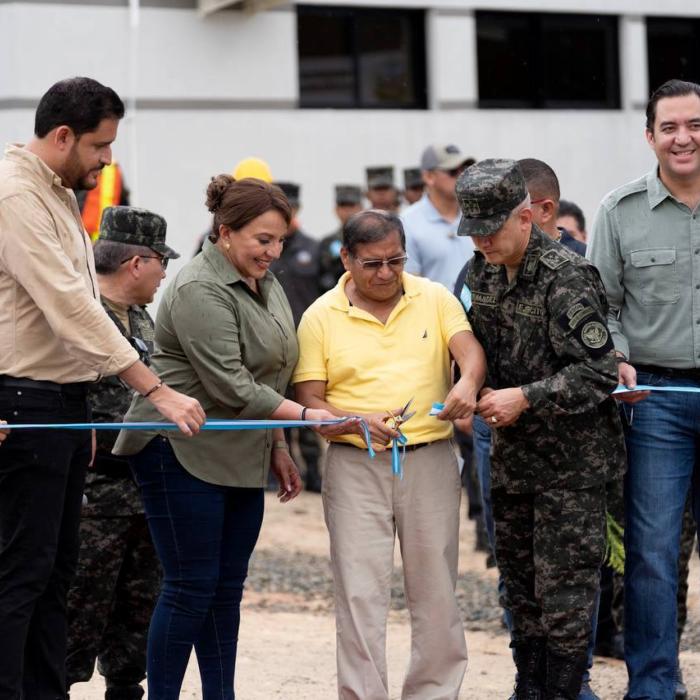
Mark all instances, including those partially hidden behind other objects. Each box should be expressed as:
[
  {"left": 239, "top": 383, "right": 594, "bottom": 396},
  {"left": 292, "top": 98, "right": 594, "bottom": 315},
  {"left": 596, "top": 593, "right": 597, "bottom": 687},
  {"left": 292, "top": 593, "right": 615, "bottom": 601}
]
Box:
[
  {"left": 113, "top": 235, "right": 299, "bottom": 486},
  {"left": 113, "top": 176, "right": 345, "bottom": 700}
]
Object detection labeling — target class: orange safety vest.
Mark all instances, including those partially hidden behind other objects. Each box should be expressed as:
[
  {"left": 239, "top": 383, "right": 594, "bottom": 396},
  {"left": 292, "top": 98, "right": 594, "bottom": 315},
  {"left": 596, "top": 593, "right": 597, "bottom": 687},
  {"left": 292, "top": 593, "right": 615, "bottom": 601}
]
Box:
[{"left": 81, "top": 163, "right": 123, "bottom": 242}]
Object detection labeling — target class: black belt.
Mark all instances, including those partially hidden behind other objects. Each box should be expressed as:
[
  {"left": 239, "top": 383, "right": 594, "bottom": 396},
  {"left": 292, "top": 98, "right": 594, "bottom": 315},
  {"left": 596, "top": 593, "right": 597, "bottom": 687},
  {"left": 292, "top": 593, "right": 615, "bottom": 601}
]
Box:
[
  {"left": 634, "top": 365, "right": 700, "bottom": 382},
  {"left": 343, "top": 441, "right": 433, "bottom": 452},
  {"left": 0, "top": 375, "right": 91, "bottom": 396}
]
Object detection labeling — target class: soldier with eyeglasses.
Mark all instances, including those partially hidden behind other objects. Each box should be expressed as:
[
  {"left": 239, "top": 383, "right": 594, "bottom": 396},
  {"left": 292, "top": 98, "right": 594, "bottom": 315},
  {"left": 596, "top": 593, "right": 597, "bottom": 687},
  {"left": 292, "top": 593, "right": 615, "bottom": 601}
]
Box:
[{"left": 65, "top": 206, "right": 179, "bottom": 700}]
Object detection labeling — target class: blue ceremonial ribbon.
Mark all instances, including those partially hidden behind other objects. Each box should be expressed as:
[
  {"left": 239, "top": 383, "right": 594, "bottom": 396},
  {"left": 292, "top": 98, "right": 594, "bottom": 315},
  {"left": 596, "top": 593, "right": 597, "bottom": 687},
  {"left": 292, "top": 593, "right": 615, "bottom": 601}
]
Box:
[
  {"left": 391, "top": 432, "right": 409, "bottom": 479},
  {"left": 614, "top": 384, "right": 700, "bottom": 394},
  {"left": 0, "top": 417, "right": 378, "bottom": 461}
]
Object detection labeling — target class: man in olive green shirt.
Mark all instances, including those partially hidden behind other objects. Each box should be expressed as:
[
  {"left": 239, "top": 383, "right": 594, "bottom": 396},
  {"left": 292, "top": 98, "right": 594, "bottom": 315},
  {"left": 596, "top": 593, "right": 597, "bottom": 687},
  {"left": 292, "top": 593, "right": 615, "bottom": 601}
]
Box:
[{"left": 587, "top": 78, "right": 700, "bottom": 699}]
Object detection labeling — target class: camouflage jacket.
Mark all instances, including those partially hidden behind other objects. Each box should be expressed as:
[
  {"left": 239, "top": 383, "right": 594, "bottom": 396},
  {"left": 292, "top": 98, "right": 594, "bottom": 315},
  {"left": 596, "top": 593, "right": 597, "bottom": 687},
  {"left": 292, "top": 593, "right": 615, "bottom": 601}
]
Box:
[
  {"left": 464, "top": 226, "right": 625, "bottom": 493},
  {"left": 83, "top": 298, "right": 154, "bottom": 517}
]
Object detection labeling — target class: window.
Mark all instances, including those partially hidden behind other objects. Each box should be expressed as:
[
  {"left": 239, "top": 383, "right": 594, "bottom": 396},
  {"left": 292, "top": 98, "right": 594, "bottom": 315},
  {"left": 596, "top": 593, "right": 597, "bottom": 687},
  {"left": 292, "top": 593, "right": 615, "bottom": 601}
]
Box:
[
  {"left": 297, "top": 6, "right": 427, "bottom": 109},
  {"left": 476, "top": 11, "right": 620, "bottom": 109},
  {"left": 647, "top": 18, "right": 700, "bottom": 94}
]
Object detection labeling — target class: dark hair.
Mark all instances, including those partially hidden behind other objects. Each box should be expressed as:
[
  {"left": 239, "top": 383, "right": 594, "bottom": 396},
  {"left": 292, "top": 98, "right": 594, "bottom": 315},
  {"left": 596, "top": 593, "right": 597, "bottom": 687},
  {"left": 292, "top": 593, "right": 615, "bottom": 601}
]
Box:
[
  {"left": 34, "top": 77, "right": 125, "bottom": 138},
  {"left": 93, "top": 240, "right": 154, "bottom": 274},
  {"left": 646, "top": 79, "right": 700, "bottom": 130},
  {"left": 206, "top": 175, "right": 291, "bottom": 242},
  {"left": 517, "top": 158, "right": 560, "bottom": 203},
  {"left": 558, "top": 200, "right": 586, "bottom": 234},
  {"left": 342, "top": 210, "right": 405, "bottom": 256}
]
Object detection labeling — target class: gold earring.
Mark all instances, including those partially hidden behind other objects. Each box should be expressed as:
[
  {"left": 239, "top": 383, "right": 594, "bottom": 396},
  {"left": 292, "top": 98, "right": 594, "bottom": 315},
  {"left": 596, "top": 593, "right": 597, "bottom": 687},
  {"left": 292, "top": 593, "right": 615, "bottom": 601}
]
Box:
[{"left": 225, "top": 243, "right": 230, "bottom": 250}]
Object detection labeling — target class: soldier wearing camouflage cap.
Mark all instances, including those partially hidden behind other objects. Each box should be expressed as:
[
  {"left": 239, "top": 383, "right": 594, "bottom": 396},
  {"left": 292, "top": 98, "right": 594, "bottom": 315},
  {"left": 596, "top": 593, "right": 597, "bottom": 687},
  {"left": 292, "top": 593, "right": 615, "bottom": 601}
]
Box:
[
  {"left": 402, "top": 168, "right": 424, "bottom": 205},
  {"left": 365, "top": 165, "right": 401, "bottom": 213},
  {"left": 65, "top": 206, "right": 178, "bottom": 699},
  {"left": 455, "top": 159, "right": 625, "bottom": 699},
  {"left": 318, "top": 185, "right": 364, "bottom": 293}
]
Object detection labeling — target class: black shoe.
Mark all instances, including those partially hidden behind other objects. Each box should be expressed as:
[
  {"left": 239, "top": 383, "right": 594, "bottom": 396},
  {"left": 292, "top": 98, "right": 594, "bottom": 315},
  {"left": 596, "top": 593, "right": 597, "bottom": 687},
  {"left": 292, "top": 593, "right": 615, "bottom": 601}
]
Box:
[
  {"left": 675, "top": 666, "right": 688, "bottom": 700},
  {"left": 545, "top": 650, "right": 588, "bottom": 700},
  {"left": 593, "top": 632, "right": 624, "bottom": 661},
  {"left": 510, "top": 638, "right": 546, "bottom": 699}
]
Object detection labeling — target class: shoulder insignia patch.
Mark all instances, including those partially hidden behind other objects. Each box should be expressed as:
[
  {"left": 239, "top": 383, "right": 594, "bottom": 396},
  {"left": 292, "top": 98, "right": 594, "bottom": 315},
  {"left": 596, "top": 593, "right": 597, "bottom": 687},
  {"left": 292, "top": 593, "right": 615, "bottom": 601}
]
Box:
[
  {"left": 539, "top": 249, "right": 570, "bottom": 270},
  {"left": 581, "top": 321, "right": 609, "bottom": 349}
]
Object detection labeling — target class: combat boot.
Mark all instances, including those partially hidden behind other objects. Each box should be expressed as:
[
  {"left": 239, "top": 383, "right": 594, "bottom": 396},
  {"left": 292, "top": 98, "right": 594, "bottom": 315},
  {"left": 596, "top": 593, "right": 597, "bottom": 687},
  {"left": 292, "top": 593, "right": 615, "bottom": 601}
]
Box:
[
  {"left": 544, "top": 650, "right": 588, "bottom": 700},
  {"left": 508, "top": 638, "right": 546, "bottom": 700}
]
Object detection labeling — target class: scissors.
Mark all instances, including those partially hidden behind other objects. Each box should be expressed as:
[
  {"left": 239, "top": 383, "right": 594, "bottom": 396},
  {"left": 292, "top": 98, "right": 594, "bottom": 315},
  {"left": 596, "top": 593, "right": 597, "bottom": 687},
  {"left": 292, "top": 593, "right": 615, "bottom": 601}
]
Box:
[{"left": 385, "top": 397, "right": 416, "bottom": 430}]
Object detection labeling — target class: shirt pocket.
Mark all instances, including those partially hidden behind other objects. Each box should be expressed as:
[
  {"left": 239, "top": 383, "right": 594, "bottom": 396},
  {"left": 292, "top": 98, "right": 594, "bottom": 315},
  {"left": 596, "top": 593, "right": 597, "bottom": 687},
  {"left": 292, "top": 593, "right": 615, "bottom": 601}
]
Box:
[{"left": 629, "top": 248, "right": 680, "bottom": 305}]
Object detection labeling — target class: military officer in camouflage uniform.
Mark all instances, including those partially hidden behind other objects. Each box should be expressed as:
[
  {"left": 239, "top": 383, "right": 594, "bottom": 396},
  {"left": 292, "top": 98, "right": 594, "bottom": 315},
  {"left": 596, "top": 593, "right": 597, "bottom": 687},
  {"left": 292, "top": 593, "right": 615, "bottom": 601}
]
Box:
[
  {"left": 66, "top": 206, "right": 179, "bottom": 699},
  {"left": 319, "top": 185, "right": 363, "bottom": 293},
  {"left": 456, "top": 160, "right": 625, "bottom": 699}
]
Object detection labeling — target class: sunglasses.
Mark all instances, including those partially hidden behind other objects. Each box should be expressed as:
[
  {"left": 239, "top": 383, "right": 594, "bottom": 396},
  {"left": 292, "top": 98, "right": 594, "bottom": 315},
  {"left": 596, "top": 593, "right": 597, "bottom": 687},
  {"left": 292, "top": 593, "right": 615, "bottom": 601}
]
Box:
[{"left": 353, "top": 254, "right": 408, "bottom": 271}]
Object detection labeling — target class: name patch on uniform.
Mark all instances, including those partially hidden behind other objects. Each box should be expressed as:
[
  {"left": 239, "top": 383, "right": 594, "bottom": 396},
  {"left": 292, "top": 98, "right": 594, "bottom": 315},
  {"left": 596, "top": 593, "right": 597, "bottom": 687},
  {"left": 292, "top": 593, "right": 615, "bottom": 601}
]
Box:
[
  {"left": 515, "top": 302, "right": 544, "bottom": 318},
  {"left": 472, "top": 291, "right": 498, "bottom": 307}
]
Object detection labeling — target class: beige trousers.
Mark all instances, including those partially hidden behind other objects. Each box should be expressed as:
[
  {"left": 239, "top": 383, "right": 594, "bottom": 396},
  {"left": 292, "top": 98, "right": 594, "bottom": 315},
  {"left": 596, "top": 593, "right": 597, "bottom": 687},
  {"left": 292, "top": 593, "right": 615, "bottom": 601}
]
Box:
[{"left": 323, "top": 440, "right": 467, "bottom": 700}]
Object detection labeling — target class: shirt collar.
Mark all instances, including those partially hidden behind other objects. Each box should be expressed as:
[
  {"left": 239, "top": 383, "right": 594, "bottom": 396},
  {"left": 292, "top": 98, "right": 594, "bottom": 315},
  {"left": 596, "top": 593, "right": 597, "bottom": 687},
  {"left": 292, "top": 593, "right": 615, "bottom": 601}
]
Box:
[
  {"left": 421, "top": 193, "right": 461, "bottom": 225},
  {"left": 646, "top": 167, "right": 674, "bottom": 209},
  {"left": 4, "top": 143, "right": 67, "bottom": 189},
  {"left": 201, "top": 237, "right": 274, "bottom": 297}
]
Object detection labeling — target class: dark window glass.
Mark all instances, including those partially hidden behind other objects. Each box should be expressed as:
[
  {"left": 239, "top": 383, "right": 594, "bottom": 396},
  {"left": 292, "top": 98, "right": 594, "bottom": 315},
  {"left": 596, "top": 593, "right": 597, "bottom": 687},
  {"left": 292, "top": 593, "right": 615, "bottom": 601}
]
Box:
[
  {"left": 476, "top": 11, "right": 620, "bottom": 109},
  {"left": 647, "top": 18, "right": 700, "bottom": 93},
  {"left": 297, "top": 6, "right": 427, "bottom": 109}
]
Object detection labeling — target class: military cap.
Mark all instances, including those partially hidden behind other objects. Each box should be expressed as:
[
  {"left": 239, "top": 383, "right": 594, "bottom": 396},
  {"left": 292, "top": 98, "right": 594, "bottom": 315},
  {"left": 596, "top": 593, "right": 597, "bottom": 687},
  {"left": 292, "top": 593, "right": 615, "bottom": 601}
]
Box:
[
  {"left": 276, "top": 181, "right": 301, "bottom": 208},
  {"left": 99, "top": 206, "right": 180, "bottom": 259},
  {"left": 421, "top": 144, "right": 470, "bottom": 171},
  {"left": 403, "top": 168, "right": 423, "bottom": 189},
  {"left": 335, "top": 184, "right": 362, "bottom": 205},
  {"left": 366, "top": 166, "right": 395, "bottom": 189},
  {"left": 456, "top": 158, "right": 528, "bottom": 237}
]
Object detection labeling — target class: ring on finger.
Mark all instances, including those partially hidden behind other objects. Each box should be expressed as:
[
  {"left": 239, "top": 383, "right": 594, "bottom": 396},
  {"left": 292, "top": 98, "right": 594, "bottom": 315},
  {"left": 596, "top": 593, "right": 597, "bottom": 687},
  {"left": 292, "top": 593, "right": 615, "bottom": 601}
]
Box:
[{"left": 490, "top": 416, "right": 497, "bottom": 424}]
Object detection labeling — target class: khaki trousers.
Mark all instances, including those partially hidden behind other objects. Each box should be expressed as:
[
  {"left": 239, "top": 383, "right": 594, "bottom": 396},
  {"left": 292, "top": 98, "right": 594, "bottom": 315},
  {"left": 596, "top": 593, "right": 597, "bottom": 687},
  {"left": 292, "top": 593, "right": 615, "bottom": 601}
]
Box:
[{"left": 323, "top": 440, "right": 467, "bottom": 700}]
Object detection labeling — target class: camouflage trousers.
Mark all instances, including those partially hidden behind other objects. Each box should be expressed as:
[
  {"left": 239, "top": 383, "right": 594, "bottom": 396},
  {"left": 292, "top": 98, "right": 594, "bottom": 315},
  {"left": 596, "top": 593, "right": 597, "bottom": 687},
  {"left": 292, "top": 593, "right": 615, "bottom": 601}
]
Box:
[
  {"left": 66, "top": 514, "right": 161, "bottom": 689},
  {"left": 492, "top": 484, "right": 606, "bottom": 657}
]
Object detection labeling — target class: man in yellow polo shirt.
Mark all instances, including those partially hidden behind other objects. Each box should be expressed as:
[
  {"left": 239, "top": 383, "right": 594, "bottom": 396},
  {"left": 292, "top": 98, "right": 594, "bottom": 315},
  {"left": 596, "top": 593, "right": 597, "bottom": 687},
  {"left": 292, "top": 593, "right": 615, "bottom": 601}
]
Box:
[{"left": 294, "top": 209, "right": 486, "bottom": 700}]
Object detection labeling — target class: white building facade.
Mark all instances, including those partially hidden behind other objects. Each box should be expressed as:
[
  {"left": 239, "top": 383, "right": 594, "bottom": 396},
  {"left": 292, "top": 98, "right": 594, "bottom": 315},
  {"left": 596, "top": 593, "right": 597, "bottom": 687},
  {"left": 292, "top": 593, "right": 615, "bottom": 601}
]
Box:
[{"left": 1, "top": 0, "right": 699, "bottom": 264}]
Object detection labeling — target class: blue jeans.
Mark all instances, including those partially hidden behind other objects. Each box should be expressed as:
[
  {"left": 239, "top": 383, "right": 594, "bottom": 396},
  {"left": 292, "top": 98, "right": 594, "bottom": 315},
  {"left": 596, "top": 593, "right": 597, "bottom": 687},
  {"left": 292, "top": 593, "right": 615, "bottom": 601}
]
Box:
[
  {"left": 623, "top": 372, "right": 700, "bottom": 700},
  {"left": 129, "top": 438, "right": 264, "bottom": 700},
  {"left": 472, "top": 416, "right": 598, "bottom": 684}
]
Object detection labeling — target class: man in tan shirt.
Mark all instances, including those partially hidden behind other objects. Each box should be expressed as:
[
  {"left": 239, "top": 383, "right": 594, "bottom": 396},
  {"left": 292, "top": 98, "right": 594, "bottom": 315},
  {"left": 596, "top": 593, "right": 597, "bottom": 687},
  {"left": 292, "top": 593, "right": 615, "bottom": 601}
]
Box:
[{"left": 0, "top": 77, "right": 204, "bottom": 700}]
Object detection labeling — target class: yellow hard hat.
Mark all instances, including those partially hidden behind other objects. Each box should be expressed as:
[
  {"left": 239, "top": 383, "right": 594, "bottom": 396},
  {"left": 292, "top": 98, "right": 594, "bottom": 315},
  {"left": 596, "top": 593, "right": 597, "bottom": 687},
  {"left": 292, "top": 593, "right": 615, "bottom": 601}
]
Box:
[{"left": 232, "top": 157, "right": 273, "bottom": 183}]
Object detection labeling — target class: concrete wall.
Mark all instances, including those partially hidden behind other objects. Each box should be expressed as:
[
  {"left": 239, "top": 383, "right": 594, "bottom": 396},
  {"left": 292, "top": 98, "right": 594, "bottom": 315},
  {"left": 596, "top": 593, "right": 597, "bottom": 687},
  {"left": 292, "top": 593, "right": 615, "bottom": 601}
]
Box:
[{"left": 1, "top": 0, "right": 698, "bottom": 285}]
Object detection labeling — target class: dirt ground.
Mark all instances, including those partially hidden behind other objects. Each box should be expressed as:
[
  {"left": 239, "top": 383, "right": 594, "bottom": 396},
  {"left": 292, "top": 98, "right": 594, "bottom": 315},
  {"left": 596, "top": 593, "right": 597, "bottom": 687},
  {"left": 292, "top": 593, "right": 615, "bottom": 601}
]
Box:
[{"left": 70, "top": 490, "right": 700, "bottom": 700}]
